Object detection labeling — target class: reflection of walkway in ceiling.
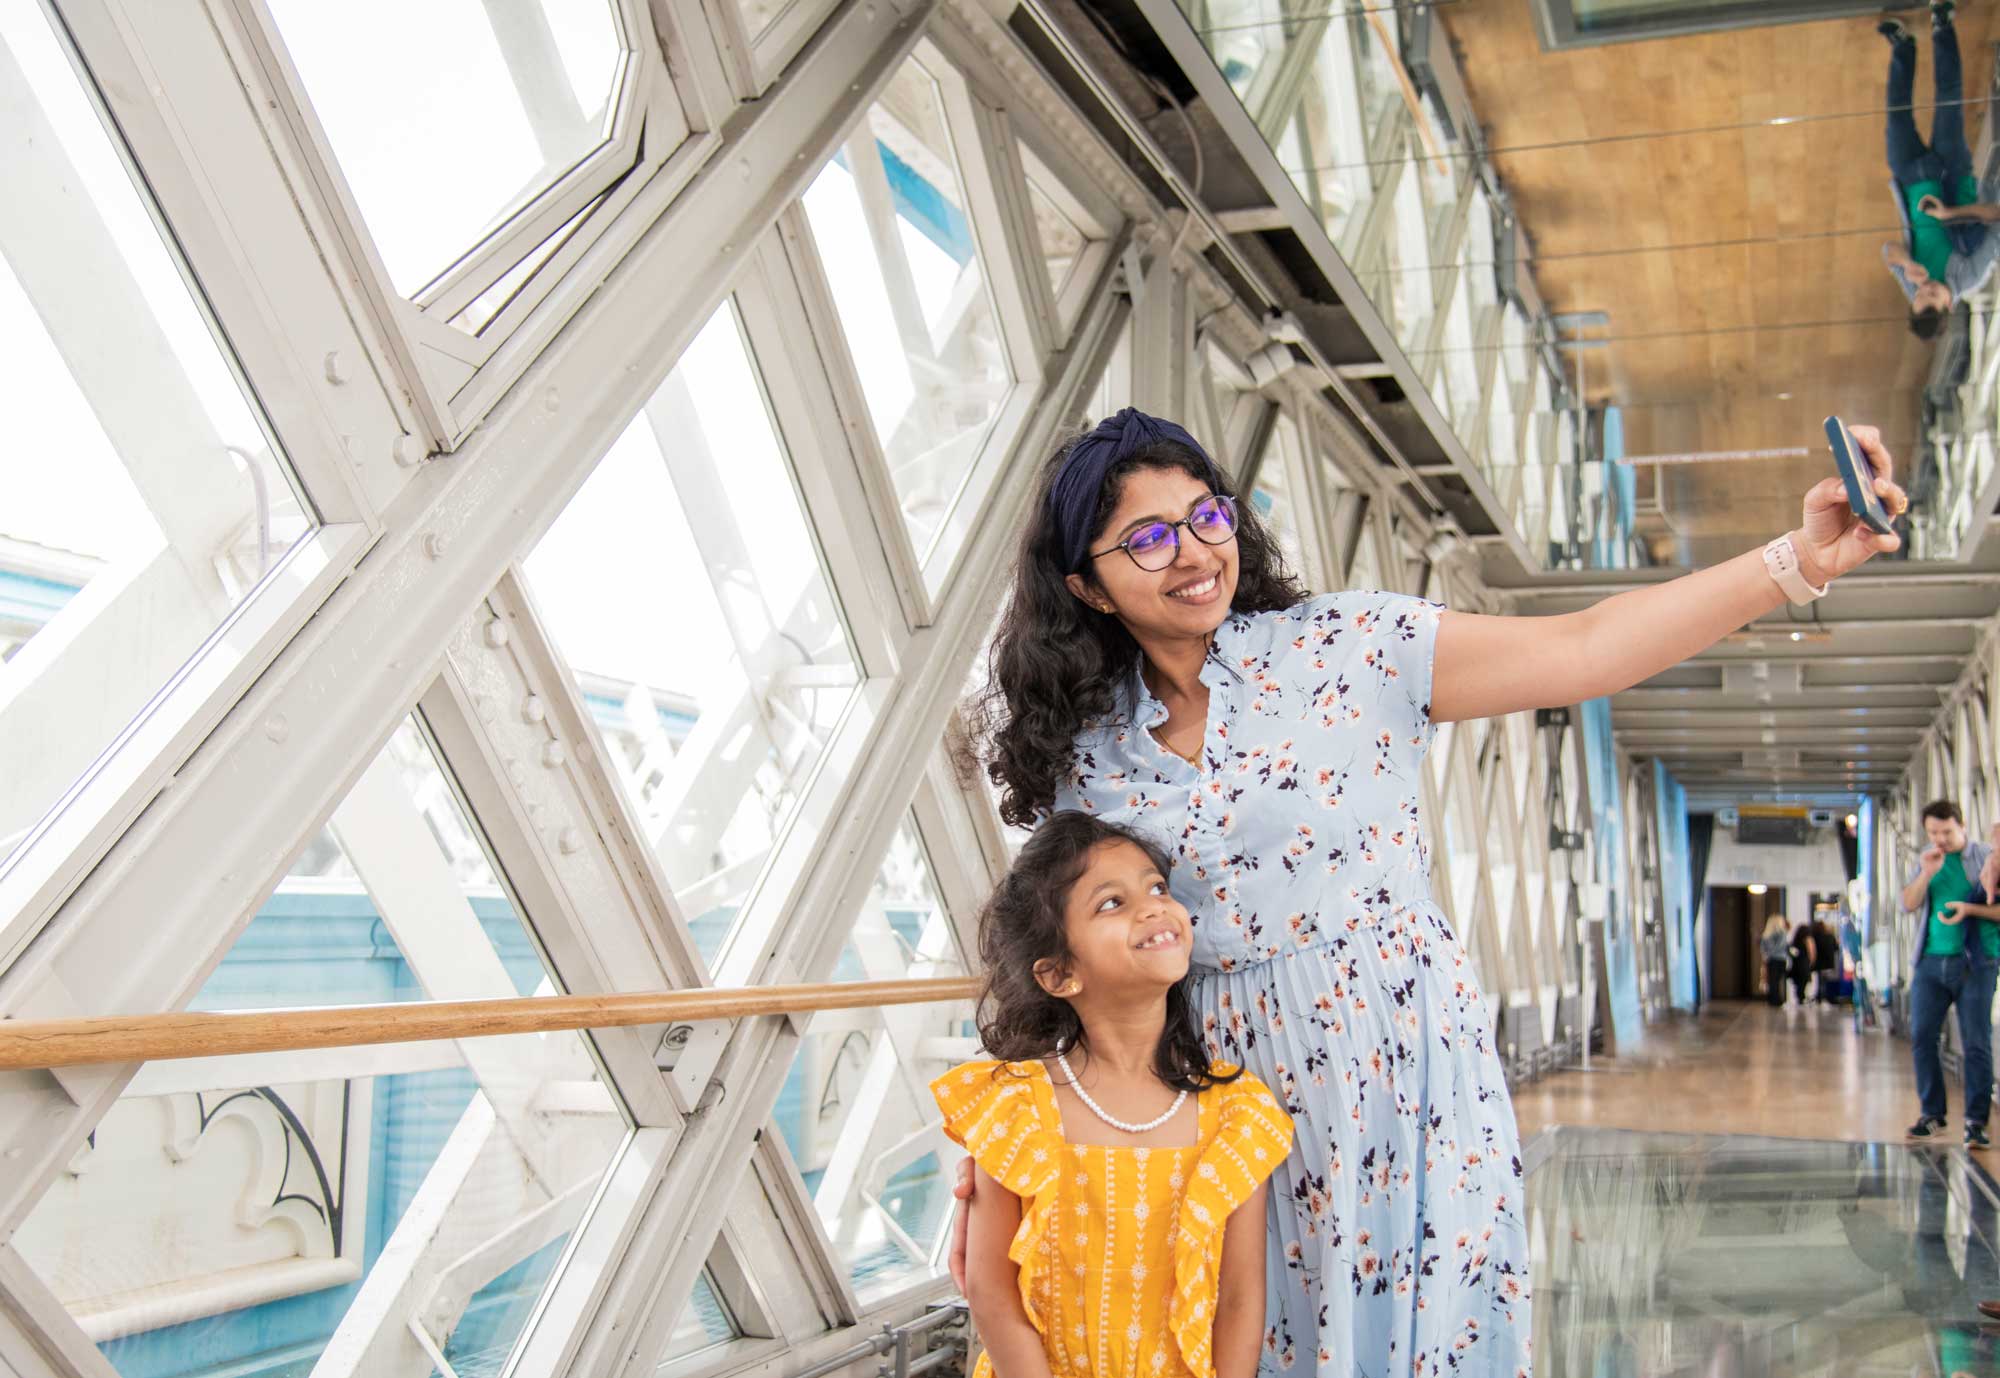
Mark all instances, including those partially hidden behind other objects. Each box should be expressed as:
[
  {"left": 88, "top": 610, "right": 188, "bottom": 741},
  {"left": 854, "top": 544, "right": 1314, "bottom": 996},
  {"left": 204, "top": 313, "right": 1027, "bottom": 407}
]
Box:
[{"left": 1445, "top": 5, "right": 2000, "bottom": 566}]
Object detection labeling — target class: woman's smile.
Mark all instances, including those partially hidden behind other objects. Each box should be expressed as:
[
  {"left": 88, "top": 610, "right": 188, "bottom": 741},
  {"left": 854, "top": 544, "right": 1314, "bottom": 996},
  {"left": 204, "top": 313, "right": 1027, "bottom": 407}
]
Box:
[{"left": 1166, "top": 571, "right": 1222, "bottom": 604}]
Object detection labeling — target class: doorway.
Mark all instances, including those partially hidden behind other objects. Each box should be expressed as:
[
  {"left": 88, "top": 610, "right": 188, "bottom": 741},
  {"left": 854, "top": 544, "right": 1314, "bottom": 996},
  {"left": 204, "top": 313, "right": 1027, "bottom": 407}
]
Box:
[{"left": 1708, "top": 885, "right": 1788, "bottom": 1000}]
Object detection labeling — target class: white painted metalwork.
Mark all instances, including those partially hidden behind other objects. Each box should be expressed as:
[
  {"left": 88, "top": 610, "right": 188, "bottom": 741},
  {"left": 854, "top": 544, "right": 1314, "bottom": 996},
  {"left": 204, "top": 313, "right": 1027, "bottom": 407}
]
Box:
[{"left": 0, "top": 0, "right": 1655, "bottom": 1374}]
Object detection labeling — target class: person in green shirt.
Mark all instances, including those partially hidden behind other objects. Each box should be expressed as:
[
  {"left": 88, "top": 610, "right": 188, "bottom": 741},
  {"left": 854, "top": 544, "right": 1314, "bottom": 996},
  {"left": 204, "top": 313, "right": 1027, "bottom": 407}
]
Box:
[
  {"left": 1877, "top": 5, "right": 2000, "bottom": 339},
  {"left": 1898, "top": 799, "right": 1998, "bottom": 1147}
]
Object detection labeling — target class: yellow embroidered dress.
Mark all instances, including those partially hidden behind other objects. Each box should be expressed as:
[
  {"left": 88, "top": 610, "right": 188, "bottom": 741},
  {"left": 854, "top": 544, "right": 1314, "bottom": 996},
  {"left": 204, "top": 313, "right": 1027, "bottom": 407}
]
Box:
[{"left": 933, "top": 1060, "right": 1293, "bottom": 1378}]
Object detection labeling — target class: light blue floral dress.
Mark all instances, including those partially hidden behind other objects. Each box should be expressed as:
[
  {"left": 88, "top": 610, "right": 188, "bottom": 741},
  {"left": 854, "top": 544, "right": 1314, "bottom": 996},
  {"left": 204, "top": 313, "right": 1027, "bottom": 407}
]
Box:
[{"left": 1055, "top": 590, "right": 1531, "bottom": 1378}]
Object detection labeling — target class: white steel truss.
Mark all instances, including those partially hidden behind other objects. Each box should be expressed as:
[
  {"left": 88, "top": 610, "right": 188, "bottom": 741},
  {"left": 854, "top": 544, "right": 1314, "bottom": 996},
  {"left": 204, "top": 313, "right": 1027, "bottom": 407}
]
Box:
[{"left": 0, "top": 2, "right": 1659, "bottom": 1375}]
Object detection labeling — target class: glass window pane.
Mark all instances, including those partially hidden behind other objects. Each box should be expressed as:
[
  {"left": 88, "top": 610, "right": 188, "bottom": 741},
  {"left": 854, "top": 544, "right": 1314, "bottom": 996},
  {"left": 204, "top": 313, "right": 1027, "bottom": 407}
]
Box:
[
  {"left": 191, "top": 717, "right": 547, "bottom": 1010},
  {"left": 1253, "top": 417, "right": 1309, "bottom": 581},
  {"left": 661, "top": 1270, "right": 739, "bottom": 1365},
  {"left": 1347, "top": 519, "right": 1384, "bottom": 591},
  {"left": 803, "top": 54, "right": 1015, "bottom": 593},
  {"left": 13, "top": 711, "right": 629, "bottom": 1373},
  {"left": 1020, "top": 146, "right": 1097, "bottom": 305},
  {"left": 525, "top": 302, "right": 860, "bottom": 974},
  {"left": 267, "top": 0, "right": 624, "bottom": 296},
  {"left": 775, "top": 820, "right": 970, "bottom": 1298},
  {"left": 0, "top": 6, "right": 315, "bottom": 872}
]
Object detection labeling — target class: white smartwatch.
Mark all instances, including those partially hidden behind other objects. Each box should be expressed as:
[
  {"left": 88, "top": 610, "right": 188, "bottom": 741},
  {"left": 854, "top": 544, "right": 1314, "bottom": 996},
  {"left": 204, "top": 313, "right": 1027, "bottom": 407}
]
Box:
[{"left": 1762, "top": 534, "right": 1827, "bottom": 605}]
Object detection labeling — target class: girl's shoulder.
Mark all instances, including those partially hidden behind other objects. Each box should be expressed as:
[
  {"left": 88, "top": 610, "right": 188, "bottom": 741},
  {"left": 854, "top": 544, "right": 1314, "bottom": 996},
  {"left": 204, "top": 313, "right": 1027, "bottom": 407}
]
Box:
[
  {"left": 931, "top": 1060, "right": 1062, "bottom": 1196},
  {"left": 1202, "top": 1065, "right": 1287, "bottom": 1119}
]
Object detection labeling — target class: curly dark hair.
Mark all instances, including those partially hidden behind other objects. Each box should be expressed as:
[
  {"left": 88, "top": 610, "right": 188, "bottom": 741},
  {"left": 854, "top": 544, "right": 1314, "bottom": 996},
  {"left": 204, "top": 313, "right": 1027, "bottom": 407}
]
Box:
[
  {"left": 961, "top": 430, "right": 1310, "bottom": 829},
  {"left": 975, "top": 811, "right": 1238, "bottom": 1092}
]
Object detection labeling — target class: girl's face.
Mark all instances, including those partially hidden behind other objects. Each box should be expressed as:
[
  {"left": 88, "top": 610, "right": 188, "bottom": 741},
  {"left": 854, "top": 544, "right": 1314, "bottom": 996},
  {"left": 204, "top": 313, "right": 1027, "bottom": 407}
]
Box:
[
  {"left": 1040, "top": 839, "right": 1192, "bottom": 998},
  {"left": 1064, "top": 466, "right": 1239, "bottom": 643}
]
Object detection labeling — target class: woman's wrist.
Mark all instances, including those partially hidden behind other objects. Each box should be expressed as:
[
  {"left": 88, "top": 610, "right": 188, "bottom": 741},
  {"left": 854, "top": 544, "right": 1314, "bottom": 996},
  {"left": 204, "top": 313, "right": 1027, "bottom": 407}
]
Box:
[{"left": 1785, "top": 529, "right": 1833, "bottom": 590}]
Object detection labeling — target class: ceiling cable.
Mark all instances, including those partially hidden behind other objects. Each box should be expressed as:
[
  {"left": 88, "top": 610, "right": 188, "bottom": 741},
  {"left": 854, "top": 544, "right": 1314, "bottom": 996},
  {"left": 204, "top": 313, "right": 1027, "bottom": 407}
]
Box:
[
  {"left": 1287, "top": 96, "right": 1991, "bottom": 174},
  {"left": 1402, "top": 314, "right": 1914, "bottom": 356},
  {"left": 1352, "top": 225, "right": 1907, "bottom": 279}
]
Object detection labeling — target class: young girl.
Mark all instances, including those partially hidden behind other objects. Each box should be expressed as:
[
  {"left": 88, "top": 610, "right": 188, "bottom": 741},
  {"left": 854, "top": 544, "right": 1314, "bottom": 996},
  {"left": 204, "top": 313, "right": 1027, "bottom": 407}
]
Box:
[{"left": 933, "top": 812, "right": 1293, "bottom": 1378}]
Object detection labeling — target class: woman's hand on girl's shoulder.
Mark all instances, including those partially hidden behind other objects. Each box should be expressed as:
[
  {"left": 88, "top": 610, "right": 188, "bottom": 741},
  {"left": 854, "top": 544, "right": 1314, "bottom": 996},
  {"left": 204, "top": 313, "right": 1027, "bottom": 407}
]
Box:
[{"left": 948, "top": 1156, "right": 976, "bottom": 1292}]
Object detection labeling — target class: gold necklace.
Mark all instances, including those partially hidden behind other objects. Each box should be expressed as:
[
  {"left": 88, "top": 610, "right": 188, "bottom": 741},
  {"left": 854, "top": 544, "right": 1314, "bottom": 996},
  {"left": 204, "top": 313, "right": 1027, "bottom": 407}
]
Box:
[
  {"left": 1156, "top": 723, "right": 1204, "bottom": 764},
  {"left": 1144, "top": 636, "right": 1214, "bottom": 766}
]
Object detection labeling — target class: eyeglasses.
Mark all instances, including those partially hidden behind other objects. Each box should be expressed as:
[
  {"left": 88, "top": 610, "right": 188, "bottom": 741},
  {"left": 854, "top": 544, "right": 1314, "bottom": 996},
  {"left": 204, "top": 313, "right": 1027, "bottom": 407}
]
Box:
[{"left": 1088, "top": 494, "right": 1238, "bottom": 572}]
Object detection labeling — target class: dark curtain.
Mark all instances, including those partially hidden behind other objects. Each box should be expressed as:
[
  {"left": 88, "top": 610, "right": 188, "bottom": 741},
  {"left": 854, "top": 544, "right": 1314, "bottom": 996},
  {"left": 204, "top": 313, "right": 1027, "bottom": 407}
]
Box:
[{"left": 1688, "top": 813, "right": 1715, "bottom": 1006}]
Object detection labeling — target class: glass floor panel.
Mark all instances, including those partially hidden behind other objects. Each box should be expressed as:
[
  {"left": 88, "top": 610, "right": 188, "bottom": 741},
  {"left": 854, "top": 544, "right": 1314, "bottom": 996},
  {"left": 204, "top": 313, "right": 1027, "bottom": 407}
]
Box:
[{"left": 1526, "top": 1128, "right": 2000, "bottom": 1377}]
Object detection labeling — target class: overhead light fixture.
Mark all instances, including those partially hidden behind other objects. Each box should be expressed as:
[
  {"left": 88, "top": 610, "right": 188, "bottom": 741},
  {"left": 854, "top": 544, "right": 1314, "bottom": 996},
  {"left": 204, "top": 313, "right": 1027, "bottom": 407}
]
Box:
[
  {"left": 1551, "top": 310, "right": 1609, "bottom": 329},
  {"left": 1748, "top": 883, "right": 1769, "bottom": 895},
  {"left": 1845, "top": 812, "right": 1859, "bottom": 828},
  {"left": 1725, "top": 627, "right": 1832, "bottom": 643},
  {"left": 1620, "top": 447, "right": 1810, "bottom": 467}
]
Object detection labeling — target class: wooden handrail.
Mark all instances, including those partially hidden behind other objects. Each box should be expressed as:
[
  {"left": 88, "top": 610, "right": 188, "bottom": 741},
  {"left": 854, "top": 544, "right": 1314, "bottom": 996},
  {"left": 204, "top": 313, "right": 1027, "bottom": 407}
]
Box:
[{"left": 0, "top": 976, "right": 982, "bottom": 1071}]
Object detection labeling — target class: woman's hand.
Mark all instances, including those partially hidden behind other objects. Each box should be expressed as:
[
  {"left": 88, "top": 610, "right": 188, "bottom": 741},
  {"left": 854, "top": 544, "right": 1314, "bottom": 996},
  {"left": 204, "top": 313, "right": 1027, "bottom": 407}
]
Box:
[
  {"left": 1790, "top": 424, "right": 1906, "bottom": 586},
  {"left": 948, "top": 1156, "right": 975, "bottom": 1291}
]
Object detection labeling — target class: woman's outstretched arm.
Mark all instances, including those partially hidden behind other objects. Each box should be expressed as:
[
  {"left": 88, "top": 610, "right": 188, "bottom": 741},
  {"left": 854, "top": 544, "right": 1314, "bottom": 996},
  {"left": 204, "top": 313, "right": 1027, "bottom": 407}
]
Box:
[{"left": 1430, "top": 425, "right": 1906, "bottom": 724}]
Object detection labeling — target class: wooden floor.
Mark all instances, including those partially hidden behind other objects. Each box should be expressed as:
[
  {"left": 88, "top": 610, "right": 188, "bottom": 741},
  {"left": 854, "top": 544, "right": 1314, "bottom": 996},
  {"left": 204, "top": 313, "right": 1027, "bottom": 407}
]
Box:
[{"left": 1513, "top": 999, "right": 1941, "bottom": 1145}]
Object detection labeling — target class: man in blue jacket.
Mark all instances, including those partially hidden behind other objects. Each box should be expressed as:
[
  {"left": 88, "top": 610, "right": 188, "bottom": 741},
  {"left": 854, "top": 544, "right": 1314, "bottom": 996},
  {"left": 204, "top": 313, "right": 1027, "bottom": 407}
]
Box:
[
  {"left": 1879, "top": 3, "right": 2000, "bottom": 337},
  {"left": 1900, "top": 798, "right": 1998, "bottom": 1148}
]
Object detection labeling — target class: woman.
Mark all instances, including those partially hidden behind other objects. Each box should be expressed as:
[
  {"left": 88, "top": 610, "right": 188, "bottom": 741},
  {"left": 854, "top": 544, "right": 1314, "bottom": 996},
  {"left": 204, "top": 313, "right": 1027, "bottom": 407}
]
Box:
[
  {"left": 954, "top": 408, "right": 1905, "bottom": 1374},
  {"left": 1760, "top": 914, "right": 1792, "bottom": 1007}
]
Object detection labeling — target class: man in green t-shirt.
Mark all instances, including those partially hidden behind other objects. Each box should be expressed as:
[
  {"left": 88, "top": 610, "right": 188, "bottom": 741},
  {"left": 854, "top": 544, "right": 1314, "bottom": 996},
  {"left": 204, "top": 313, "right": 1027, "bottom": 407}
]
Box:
[
  {"left": 1878, "top": 5, "right": 2000, "bottom": 338},
  {"left": 1899, "top": 798, "right": 1998, "bottom": 1147}
]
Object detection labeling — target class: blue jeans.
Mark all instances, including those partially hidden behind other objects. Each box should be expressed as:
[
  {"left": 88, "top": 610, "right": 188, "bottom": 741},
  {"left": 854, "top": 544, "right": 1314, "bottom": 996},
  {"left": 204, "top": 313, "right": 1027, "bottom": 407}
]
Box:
[
  {"left": 1911, "top": 951, "right": 1997, "bottom": 1127},
  {"left": 1887, "top": 21, "right": 1970, "bottom": 186}
]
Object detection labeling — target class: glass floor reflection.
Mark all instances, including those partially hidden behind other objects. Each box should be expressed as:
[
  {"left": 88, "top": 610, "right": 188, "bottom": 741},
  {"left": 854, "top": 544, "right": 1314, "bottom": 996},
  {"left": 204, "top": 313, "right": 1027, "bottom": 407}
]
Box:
[{"left": 1527, "top": 1128, "right": 2000, "bottom": 1377}]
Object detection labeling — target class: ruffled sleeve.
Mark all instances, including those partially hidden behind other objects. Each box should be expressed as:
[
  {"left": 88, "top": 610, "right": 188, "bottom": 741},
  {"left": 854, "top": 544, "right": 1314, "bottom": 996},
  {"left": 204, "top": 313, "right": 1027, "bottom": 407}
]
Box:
[
  {"left": 931, "top": 1061, "right": 1064, "bottom": 1338},
  {"left": 1169, "top": 1071, "right": 1295, "bottom": 1378}
]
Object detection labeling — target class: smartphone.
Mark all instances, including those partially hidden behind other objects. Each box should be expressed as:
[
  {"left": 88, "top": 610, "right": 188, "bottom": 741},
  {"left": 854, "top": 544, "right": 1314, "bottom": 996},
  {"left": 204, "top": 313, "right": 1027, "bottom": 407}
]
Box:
[{"left": 1825, "top": 416, "right": 1896, "bottom": 536}]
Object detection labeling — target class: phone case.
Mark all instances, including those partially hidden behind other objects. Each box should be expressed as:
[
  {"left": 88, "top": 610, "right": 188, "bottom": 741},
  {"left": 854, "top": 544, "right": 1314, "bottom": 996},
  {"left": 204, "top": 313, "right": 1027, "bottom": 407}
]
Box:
[{"left": 1826, "top": 416, "right": 1895, "bottom": 536}]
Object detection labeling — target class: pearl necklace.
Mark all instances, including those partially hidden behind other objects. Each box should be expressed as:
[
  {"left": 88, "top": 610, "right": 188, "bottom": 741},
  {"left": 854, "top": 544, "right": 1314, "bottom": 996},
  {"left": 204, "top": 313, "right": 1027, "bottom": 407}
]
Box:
[{"left": 1056, "top": 1045, "right": 1189, "bottom": 1134}]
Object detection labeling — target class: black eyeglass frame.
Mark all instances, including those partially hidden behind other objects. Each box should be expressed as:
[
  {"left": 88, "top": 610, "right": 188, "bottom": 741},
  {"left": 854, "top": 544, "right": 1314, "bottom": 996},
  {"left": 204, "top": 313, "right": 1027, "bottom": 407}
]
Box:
[{"left": 1085, "top": 494, "right": 1239, "bottom": 572}]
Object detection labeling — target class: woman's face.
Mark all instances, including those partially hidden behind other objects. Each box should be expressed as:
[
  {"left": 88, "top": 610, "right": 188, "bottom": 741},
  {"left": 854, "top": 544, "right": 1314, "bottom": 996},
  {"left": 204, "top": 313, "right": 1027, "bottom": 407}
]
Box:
[{"left": 1064, "top": 465, "right": 1239, "bottom": 642}]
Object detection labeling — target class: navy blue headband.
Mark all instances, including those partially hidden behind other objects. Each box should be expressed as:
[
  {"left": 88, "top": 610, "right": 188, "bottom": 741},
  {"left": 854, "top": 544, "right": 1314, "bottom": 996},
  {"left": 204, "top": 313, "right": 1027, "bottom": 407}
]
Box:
[{"left": 1049, "top": 408, "right": 1222, "bottom": 572}]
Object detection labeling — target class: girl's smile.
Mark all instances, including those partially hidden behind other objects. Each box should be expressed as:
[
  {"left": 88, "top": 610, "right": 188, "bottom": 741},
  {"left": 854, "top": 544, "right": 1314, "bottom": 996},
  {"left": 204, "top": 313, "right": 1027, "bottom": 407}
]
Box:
[{"left": 1058, "top": 839, "right": 1194, "bottom": 994}]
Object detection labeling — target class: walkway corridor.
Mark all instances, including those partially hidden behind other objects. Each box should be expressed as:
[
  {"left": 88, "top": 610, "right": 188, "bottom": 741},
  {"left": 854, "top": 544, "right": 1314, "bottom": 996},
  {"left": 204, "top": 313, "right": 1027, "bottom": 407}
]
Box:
[
  {"left": 1517, "top": 1003, "right": 1931, "bottom": 1144},
  {"left": 1520, "top": 1005, "right": 2000, "bottom": 1376}
]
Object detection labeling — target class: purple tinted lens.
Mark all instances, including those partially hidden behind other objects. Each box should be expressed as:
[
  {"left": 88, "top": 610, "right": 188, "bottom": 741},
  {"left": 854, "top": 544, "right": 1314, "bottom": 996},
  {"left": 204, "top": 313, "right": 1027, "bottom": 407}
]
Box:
[
  {"left": 1127, "top": 523, "right": 1177, "bottom": 565},
  {"left": 1190, "top": 495, "right": 1236, "bottom": 540}
]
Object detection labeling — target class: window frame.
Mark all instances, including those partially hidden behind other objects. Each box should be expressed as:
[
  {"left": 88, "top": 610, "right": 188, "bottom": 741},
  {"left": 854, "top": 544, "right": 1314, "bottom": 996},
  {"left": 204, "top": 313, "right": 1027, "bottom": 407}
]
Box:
[{"left": 221, "top": 0, "right": 719, "bottom": 448}]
